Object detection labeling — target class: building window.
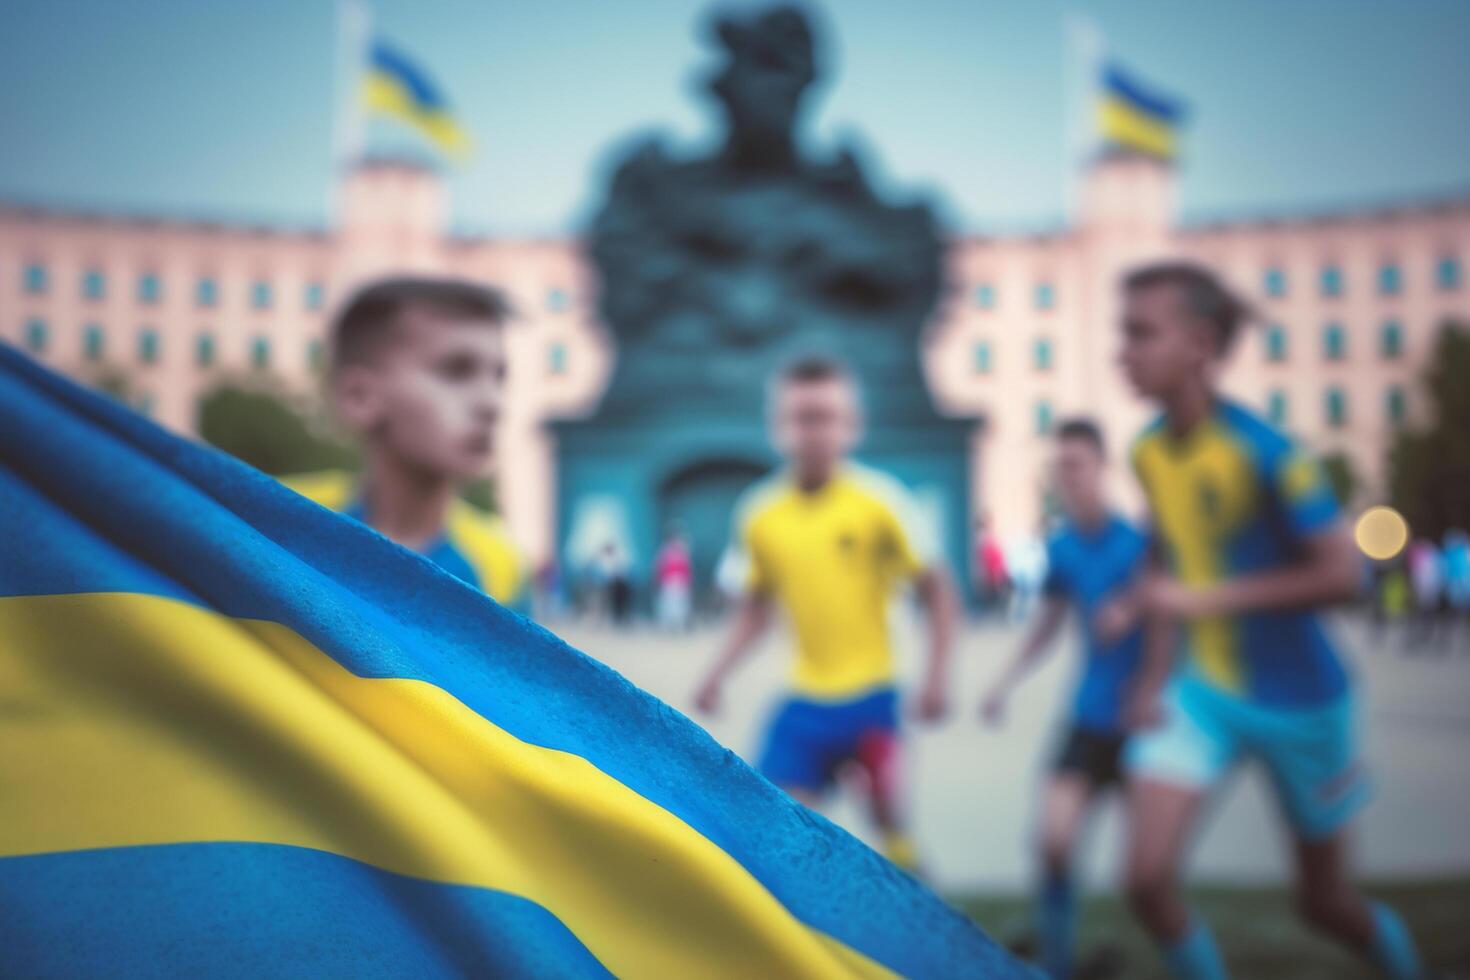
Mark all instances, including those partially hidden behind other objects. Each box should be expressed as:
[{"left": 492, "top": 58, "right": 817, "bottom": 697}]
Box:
[
  {"left": 1325, "top": 386, "right": 1347, "bottom": 428},
  {"left": 1034, "top": 337, "right": 1053, "bottom": 371},
  {"left": 1035, "top": 399, "right": 1053, "bottom": 434},
  {"left": 973, "top": 340, "right": 992, "bottom": 374},
  {"left": 251, "top": 336, "right": 271, "bottom": 369},
  {"left": 548, "top": 341, "right": 568, "bottom": 375},
  {"left": 1438, "top": 255, "right": 1461, "bottom": 291},
  {"left": 138, "top": 273, "right": 161, "bottom": 305},
  {"left": 974, "top": 284, "right": 996, "bottom": 310},
  {"left": 1320, "top": 265, "right": 1343, "bottom": 298},
  {"left": 1267, "top": 389, "right": 1288, "bottom": 426},
  {"left": 547, "top": 287, "right": 568, "bottom": 312},
  {"left": 82, "top": 269, "right": 106, "bottom": 300},
  {"left": 1035, "top": 283, "right": 1055, "bottom": 310},
  {"left": 1265, "top": 324, "right": 1288, "bottom": 362},
  {"left": 138, "top": 327, "right": 160, "bottom": 365},
  {"left": 1263, "top": 267, "right": 1287, "bottom": 298},
  {"left": 307, "top": 338, "right": 324, "bottom": 370},
  {"left": 1386, "top": 386, "right": 1406, "bottom": 426},
  {"left": 24, "top": 263, "right": 48, "bottom": 295},
  {"left": 1380, "top": 320, "right": 1403, "bottom": 360},
  {"left": 251, "top": 281, "right": 272, "bottom": 310},
  {"left": 196, "top": 332, "right": 215, "bottom": 368},
  {"left": 197, "top": 277, "right": 218, "bottom": 308},
  {"left": 1377, "top": 263, "right": 1401, "bottom": 296},
  {"left": 1323, "top": 322, "right": 1346, "bottom": 361},
  {"left": 83, "top": 323, "right": 104, "bottom": 361},
  {"left": 305, "top": 281, "right": 325, "bottom": 311},
  {"left": 24, "top": 317, "right": 48, "bottom": 353}
]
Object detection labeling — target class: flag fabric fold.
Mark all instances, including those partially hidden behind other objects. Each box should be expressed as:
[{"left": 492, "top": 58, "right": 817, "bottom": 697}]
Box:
[{"left": 0, "top": 342, "right": 1030, "bottom": 978}]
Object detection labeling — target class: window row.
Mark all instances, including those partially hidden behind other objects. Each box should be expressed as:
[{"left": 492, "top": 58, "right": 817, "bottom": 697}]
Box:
[
  {"left": 971, "top": 338, "right": 1052, "bottom": 374},
  {"left": 1263, "top": 319, "right": 1410, "bottom": 363},
  {"left": 970, "top": 282, "right": 1057, "bottom": 312},
  {"left": 1262, "top": 255, "right": 1461, "bottom": 299},
  {"left": 19, "top": 265, "right": 326, "bottom": 311},
  {"left": 1266, "top": 385, "right": 1408, "bottom": 429},
  {"left": 20, "top": 320, "right": 325, "bottom": 371}
]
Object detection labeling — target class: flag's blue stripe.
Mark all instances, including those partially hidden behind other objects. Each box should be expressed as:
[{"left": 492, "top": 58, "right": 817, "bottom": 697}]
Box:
[
  {"left": 370, "top": 42, "right": 448, "bottom": 110},
  {"left": 0, "top": 342, "right": 1023, "bottom": 979},
  {"left": 1102, "top": 64, "right": 1183, "bottom": 124},
  {"left": 0, "top": 843, "right": 613, "bottom": 979}
]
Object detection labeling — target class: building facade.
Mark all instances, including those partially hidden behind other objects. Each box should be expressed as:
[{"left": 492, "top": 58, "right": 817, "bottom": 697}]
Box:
[{"left": 3, "top": 155, "right": 1467, "bottom": 570}]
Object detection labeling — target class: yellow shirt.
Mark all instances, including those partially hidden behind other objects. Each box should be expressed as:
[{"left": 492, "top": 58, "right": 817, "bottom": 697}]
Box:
[
  {"left": 738, "top": 465, "right": 932, "bottom": 701},
  {"left": 281, "top": 470, "right": 525, "bottom": 607}
]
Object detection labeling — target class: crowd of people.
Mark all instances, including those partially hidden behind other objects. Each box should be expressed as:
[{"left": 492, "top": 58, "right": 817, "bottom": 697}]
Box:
[{"left": 279, "top": 259, "right": 1431, "bottom": 979}]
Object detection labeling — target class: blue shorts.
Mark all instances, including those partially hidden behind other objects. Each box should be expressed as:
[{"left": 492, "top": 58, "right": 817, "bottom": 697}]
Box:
[
  {"left": 1127, "top": 676, "right": 1370, "bottom": 840},
  {"left": 758, "top": 687, "right": 901, "bottom": 794}
]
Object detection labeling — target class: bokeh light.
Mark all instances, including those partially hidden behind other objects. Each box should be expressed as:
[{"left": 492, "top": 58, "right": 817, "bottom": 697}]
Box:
[{"left": 1355, "top": 505, "right": 1410, "bottom": 561}]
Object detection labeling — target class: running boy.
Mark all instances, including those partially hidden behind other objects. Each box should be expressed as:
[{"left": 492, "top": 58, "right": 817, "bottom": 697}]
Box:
[
  {"left": 1104, "top": 262, "right": 1422, "bottom": 979},
  {"left": 287, "top": 276, "right": 524, "bottom": 605},
  {"left": 693, "top": 357, "right": 957, "bottom": 873},
  {"left": 980, "top": 417, "right": 1148, "bottom": 979}
]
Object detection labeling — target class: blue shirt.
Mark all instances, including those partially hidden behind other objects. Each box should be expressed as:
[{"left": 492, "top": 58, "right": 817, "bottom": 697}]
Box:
[
  {"left": 1043, "top": 514, "right": 1149, "bottom": 732},
  {"left": 1131, "top": 399, "right": 1347, "bottom": 706}
]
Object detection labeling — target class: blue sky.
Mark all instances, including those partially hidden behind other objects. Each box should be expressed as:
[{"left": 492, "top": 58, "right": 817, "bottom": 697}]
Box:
[{"left": 2, "top": 0, "right": 1467, "bottom": 236}]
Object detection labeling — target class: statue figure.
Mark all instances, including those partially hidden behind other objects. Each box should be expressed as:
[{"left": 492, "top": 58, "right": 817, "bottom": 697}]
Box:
[{"left": 587, "top": 3, "right": 946, "bottom": 419}]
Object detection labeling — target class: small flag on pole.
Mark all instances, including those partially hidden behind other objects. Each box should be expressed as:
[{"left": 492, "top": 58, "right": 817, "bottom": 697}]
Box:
[
  {"left": 363, "top": 40, "right": 472, "bottom": 161},
  {"left": 1097, "top": 62, "right": 1186, "bottom": 160}
]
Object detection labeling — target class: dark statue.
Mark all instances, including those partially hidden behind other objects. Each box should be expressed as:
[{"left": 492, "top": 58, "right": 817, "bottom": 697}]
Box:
[
  {"left": 559, "top": 3, "right": 971, "bottom": 597},
  {"left": 587, "top": 3, "right": 946, "bottom": 419}
]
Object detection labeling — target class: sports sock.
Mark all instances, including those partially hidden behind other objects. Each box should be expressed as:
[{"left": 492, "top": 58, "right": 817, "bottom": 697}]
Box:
[
  {"left": 1368, "top": 901, "right": 1422, "bottom": 979},
  {"left": 1036, "top": 870, "right": 1075, "bottom": 979},
  {"left": 1162, "top": 916, "right": 1227, "bottom": 980}
]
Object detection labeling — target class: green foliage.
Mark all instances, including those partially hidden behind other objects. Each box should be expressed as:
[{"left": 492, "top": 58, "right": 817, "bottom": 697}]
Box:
[
  {"left": 1388, "top": 320, "right": 1470, "bottom": 539},
  {"left": 197, "top": 380, "right": 357, "bottom": 477},
  {"left": 1320, "top": 451, "right": 1358, "bottom": 507}
]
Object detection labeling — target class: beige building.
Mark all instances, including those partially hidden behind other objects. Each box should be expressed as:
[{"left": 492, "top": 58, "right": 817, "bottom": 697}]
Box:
[{"left": 3, "top": 154, "right": 1467, "bottom": 564}]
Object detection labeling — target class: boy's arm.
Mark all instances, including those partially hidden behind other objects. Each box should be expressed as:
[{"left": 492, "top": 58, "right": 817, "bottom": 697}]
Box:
[
  {"left": 979, "top": 595, "right": 1067, "bottom": 726},
  {"left": 913, "top": 565, "right": 959, "bottom": 722},
  {"left": 1144, "top": 522, "right": 1361, "bottom": 620},
  {"left": 693, "top": 590, "right": 773, "bottom": 715},
  {"left": 1123, "top": 604, "right": 1176, "bottom": 731}
]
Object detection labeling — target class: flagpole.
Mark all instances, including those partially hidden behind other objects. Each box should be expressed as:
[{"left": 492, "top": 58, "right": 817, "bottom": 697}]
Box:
[
  {"left": 329, "top": 0, "right": 372, "bottom": 229},
  {"left": 1062, "top": 10, "right": 1104, "bottom": 225}
]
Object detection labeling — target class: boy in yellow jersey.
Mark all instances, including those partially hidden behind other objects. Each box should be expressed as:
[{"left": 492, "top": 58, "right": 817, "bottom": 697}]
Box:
[
  {"left": 693, "top": 357, "right": 958, "bottom": 873},
  {"left": 285, "top": 277, "right": 524, "bottom": 607},
  {"left": 1099, "top": 263, "right": 1422, "bottom": 979}
]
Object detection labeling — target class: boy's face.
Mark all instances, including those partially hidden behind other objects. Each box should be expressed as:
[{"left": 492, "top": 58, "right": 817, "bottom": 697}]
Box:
[
  {"left": 772, "top": 376, "right": 859, "bottom": 483},
  {"left": 334, "top": 308, "right": 505, "bottom": 482},
  {"left": 1119, "top": 282, "right": 1216, "bottom": 399},
  {"left": 1052, "top": 436, "right": 1105, "bottom": 520}
]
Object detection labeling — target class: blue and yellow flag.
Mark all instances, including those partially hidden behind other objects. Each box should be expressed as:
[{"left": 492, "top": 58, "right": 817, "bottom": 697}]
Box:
[
  {"left": 0, "top": 342, "right": 1031, "bottom": 978},
  {"left": 364, "top": 40, "right": 472, "bottom": 160},
  {"left": 1098, "top": 62, "right": 1185, "bottom": 160}
]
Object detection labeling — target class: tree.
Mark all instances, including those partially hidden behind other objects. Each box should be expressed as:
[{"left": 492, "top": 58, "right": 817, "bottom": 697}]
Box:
[
  {"left": 197, "top": 380, "right": 357, "bottom": 477},
  {"left": 1387, "top": 319, "right": 1470, "bottom": 540},
  {"left": 1320, "top": 451, "right": 1359, "bottom": 508},
  {"left": 196, "top": 379, "right": 499, "bottom": 514}
]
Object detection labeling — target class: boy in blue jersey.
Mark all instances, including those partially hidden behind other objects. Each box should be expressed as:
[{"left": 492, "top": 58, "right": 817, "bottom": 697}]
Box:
[
  {"left": 287, "top": 277, "right": 524, "bottom": 603},
  {"left": 1101, "top": 262, "right": 1422, "bottom": 979},
  {"left": 980, "top": 417, "right": 1148, "bottom": 980}
]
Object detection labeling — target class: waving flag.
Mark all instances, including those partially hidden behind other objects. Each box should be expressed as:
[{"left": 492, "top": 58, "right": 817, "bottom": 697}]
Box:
[
  {"left": 1098, "top": 62, "right": 1186, "bottom": 160},
  {"left": 363, "top": 40, "right": 472, "bottom": 160},
  {"left": 0, "top": 342, "right": 1030, "bottom": 978}
]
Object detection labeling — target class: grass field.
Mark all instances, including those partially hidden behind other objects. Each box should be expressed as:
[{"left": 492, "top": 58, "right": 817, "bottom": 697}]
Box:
[{"left": 953, "top": 878, "right": 1470, "bottom": 979}]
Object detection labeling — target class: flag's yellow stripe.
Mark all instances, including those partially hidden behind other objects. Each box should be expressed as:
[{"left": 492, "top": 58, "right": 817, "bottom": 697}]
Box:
[
  {"left": 363, "top": 72, "right": 471, "bottom": 158},
  {"left": 1098, "top": 96, "right": 1176, "bottom": 159},
  {"left": 0, "top": 592, "right": 892, "bottom": 980}
]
